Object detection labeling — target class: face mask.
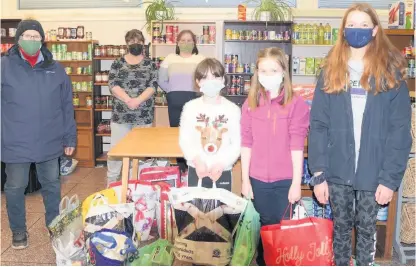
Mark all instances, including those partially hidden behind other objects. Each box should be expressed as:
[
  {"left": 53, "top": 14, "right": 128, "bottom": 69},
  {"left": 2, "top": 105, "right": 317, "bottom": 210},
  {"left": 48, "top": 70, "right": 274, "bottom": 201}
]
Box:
[
  {"left": 200, "top": 79, "right": 224, "bottom": 98},
  {"left": 258, "top": 73, "right": 283, "bottom": 95},
  {"left": 18, "top": 40, "right": 41, "bottom": 56},
  {"left": 178, "top": 43, "right": 194, "bottom": 54},
  {"left": 128, "top": 44, "right": 143, "bottom": 56},
  {"left": 344, "top": 28, "right": 373, "bottom": 48}
]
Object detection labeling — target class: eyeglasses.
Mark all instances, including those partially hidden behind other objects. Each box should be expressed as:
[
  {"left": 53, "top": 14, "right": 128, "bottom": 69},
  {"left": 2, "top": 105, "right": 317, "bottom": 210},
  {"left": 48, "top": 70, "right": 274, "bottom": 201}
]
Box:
[{"left": 20, "top": 34, "right": 42, "bottom": 41}]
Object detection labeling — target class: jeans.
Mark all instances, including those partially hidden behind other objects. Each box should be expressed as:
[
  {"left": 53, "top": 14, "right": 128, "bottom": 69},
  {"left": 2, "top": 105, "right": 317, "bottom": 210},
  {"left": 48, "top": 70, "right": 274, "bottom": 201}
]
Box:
[
  {"left": 5, "top": 157, "right": 60, "bottom": 233},
  {"left": 250, "top": 178, "right": 292, "bottom": 266},
  {"left": 328, "top": 182, "right": 379, "bottom": 266},
  {"left": 107, "top": 122, "right": 152, "bottom": 184}
]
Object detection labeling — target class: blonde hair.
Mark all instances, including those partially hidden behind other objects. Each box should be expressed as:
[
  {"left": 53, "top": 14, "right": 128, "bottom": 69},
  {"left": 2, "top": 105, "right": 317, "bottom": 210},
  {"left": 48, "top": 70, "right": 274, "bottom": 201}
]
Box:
[{"left": 248, "top": 47, "right": 293, "bottom": 109}]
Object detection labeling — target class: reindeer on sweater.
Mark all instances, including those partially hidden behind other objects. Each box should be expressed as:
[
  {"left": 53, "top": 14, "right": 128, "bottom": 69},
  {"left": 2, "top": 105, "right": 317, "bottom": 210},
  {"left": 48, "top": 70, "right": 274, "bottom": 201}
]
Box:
[{"left": 195, "top": 114, "right": 229, "bottom": 154}]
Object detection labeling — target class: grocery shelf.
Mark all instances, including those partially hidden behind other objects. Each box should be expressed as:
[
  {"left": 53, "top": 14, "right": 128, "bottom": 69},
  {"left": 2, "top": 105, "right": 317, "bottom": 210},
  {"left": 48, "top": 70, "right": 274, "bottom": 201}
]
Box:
[
  {"left": 76, "top": 123, "right": 92, "bottom": 130},
  {"left": 74, "top": 106, "right": 93, "bottom": 111},
  {"left": 68, "top": 74, "right": 92, "bottom": 77},
  {"left": 96, "top": 152, "right": 108, "bottom": 162},
  {"left": 94, "top": 56, "right": 119, "bottom": 60},
  {"left": 293, "top": 44, "right": 333, "bottom": 47},
  {"left": 385, "top": 29, "right": 414, "bottom": 36},
  {"left": 95, "top": 108, "right": 112, "bottom": 111},
  {"left": 95, "top": 82, "right": 109, "bottom": 86},
  {"left": 225, "top": 40, "right": 291, "bottom": 43},
  {"left": 46, "top": 40, "right": 98, "bottom": 44},
  {"left": 96, "top": 133, "right": 111, "bottom": 137}
]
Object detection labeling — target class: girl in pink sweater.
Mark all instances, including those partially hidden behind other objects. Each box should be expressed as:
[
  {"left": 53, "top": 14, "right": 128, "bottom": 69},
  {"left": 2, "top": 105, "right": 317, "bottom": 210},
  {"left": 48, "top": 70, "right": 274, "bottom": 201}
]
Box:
[{"left": 240, "top": 47, "right": 310, "bottom": 265}]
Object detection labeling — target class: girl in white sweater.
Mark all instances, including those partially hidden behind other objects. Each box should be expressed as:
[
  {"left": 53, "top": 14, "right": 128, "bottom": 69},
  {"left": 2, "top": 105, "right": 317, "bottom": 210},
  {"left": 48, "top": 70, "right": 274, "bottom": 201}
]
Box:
[{"left": 179, "top": 58, "right": 241, "bottom": 190}]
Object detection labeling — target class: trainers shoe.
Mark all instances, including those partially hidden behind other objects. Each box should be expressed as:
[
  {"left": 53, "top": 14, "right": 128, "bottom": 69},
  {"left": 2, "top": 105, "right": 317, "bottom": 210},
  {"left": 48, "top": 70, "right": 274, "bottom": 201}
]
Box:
[{"left": 12, "top": 231, "right": 28, "bottom": 250}]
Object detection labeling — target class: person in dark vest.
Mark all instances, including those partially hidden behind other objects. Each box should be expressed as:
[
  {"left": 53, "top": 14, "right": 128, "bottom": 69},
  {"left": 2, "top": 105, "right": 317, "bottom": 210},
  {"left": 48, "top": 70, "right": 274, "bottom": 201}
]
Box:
[{"left": 1, "top": 19, "right": 76, "bottom": 249}]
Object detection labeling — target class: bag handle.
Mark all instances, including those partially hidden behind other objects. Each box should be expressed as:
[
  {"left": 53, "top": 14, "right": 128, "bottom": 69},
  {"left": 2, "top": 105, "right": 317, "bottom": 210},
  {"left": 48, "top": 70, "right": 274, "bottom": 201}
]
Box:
[
  {"left": 59, "top": 196, "right": 70, "bottom": 215},
  {"left": 68, "top": 194, "right": 80, "bottom": 209},
  {"left": 89, "top": 194, "right": 109, "bottom": 210},
  {"left": 281, "top": 200, "right": 315, "bottom": 225}
]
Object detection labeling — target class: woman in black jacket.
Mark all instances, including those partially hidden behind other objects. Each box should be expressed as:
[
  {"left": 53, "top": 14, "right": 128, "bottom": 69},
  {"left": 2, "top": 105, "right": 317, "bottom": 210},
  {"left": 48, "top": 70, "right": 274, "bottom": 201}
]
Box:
[{"left": 308, "top": 3, "right": 412, "bottom": 266}]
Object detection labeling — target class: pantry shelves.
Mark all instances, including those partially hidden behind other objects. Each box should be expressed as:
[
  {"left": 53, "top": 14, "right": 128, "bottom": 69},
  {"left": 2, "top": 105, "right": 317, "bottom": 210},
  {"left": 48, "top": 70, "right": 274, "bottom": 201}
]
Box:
[
  {"left": 96, "top": 133, "right": 111, "bottom": 137},
  {"left": 293, "top": 44, "right": 333, "bottom": 47},
  {"left": 225, "top": 40, "right": 291, "bottom": 43},
  {"left": 95, "top": 82, "right": 109, "bottom": 86},
  {"left": 96, "top": 152, "right": 108, "bottom": 162},
  {"left": 46, "top": 40, "right": 98, "bottom": 44},
  {"left": 95, "top": 108, "right": 112, "bottom": 112},
  {"left": 68, "top": 74, "right": 92, "bottom": 77},
  {"left": 94, "top": 56, "right": 119, "bottom": 60},
  {"left": 74, "top": 106, "right": 92, "bottom": 111},
  {"left": 384, "top": 29, "right": 414, "bottom": 36}
]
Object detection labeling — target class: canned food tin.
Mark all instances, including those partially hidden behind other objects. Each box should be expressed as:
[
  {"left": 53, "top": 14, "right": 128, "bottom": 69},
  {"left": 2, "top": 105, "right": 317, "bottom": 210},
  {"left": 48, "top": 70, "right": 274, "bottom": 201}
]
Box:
[
  {"left": 81, "top": 81, "right": 88, "bottom": 92},
  {"left": 224, "top": 63, "right": 230, "bottom": 73},
  {"left": 284, "top": 30, "right": 290, "bottom": 40},
  {"left": 232, "top": 30, "right": 238, "bottom": 40},
  {"left": 251, "top": 63, "right": 256, "bottom": 73},
  {"left": 77, "top": 67, "right": 83, "bottom": 74},
  {"left": 82, "top": 52, "right": 88, "bottom": 60},
  {"left": 65, "top": 67, "right": 72, "bottom": 74},
  {"left": 66, "top": 52, "right": 72, "bottom": 61},
  {"left": 277, "top": 33, "right": 283, "bottom": 40},
  {"left": 61, "top": 44, "right": 67, "bottom": 53},
  {"left": 203, "top": 26, "right": 209, "bottom": 35},
  {"left": 230, "top": 63, "right": 236, "bottom": 73},
  {"left": 225, "top": 29, "right": 232, "bottom": 40},
  {"left": 244, "top": 63, "right": 250, "bottom": 73},
  {"left": 87, "top": 65, "right": 92, "bottom": 74},
  {"left": 258, "top": 30, "right": 263, "bottom": 40},
  {"left": 72, "top": 51, "right": 77, "bottom": 60},
  {"left": 72, "top": 82, "right": 77, "bottom": 90},
  {"left": 252, "top": 30, "right": 258, "bottom": 40},
  {"left": 89, "top": 81, "right": 93, "bottom": 92},
  {"left": 409, "top": 59, "right": 415, "bottom": 68},
  {"left": 77, "top": 52, "right": 83, "bottom": 60},
  {"left": 239, "top": 30, "right": 245, "bottom": 40},
  {"left": 76, "top": 82, "right": 81, "bottom": 91},
  {"left": 263, "top": 31, "right": 268, "bottom": 40},
  {"left": 51, "top": 44, "right": 57, "bottom": 53}
]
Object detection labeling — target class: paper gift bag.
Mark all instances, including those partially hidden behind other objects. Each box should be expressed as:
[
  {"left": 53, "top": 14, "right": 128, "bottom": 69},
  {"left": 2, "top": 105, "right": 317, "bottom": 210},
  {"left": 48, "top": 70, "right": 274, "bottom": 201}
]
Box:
[
  {"left": 169, "top": 185, "right": 247, "bottom": 266},
  {"left": 109, "top": 180, "right": 158, "bottom": 241},
  {"left": 260, "top": 203, "right": 334, "bottom": 266},
  {"left": 153, "top": 182, "right": 177, "bottom": 243},
  {"left": 139, "top": 166, "right": 181, "bottom": 187}
]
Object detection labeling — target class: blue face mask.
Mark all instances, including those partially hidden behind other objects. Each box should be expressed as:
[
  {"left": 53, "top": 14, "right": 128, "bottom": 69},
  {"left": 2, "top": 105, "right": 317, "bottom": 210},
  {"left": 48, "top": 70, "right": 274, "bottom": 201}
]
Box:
[{"left": 344, "top": 28, "right": 373, "bottom": 48}]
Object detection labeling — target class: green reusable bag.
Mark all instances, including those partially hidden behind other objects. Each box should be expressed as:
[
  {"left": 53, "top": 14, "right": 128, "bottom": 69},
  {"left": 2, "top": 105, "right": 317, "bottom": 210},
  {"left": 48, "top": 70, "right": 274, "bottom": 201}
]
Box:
[
  {"left": 231, "top": 199, "right": 260, "bottom": 266},
  {"left": 126, "top": 239, "right": 174, "bottom": 266}
]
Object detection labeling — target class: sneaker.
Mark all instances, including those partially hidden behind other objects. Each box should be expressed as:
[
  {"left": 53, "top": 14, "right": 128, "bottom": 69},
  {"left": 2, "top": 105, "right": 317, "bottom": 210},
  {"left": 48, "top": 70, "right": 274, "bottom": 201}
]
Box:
[{"left": 12, "top": 231, "right": 28, "bottom": 250}]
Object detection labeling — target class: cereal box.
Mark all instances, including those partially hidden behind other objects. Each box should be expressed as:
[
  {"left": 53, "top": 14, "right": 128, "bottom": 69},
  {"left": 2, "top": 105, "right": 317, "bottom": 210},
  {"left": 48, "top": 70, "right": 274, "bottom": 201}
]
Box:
[
  {"left": 388, "top": 0, "right": 414, "bottom": 29},
  {"left": 293, "top": 84, "right": 315, "bottom": 108}
]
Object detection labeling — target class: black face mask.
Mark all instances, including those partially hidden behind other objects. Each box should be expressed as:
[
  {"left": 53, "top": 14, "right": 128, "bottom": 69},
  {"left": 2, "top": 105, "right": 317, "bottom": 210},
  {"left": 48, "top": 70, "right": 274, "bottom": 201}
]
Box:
[{"left": 129, "top": 44, "right": 143, "bottom": 56}]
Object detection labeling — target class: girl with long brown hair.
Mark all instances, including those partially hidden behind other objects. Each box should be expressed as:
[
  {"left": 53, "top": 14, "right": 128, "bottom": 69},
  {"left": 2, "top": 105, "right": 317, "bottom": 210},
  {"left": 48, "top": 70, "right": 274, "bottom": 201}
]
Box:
[
  {"left": 308, "top": 3, "right": 412, "bottom": 266},
  {"left": 240, "top": 47, "right": 310, "bottom": 265}
]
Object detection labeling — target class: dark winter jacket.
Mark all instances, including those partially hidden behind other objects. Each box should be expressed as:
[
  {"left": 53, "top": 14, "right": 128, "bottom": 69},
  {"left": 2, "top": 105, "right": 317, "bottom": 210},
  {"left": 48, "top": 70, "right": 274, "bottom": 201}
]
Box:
[
  {"left": 308, "top": 72, "right": 412, "bottom": 192},
  {"left": 1, "top": 45, "right": 76, "bottom": 163}
]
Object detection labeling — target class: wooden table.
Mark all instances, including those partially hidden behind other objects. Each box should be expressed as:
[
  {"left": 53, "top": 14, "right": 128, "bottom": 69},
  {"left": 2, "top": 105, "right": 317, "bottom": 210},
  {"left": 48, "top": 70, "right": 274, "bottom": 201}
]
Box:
[{"left": 107, "top": 126, "right": 396, "bottom": 261}]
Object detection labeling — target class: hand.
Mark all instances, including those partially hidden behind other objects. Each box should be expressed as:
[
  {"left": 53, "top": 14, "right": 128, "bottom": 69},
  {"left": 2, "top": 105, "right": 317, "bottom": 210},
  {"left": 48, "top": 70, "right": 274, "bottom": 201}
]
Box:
[
  {"left": 288, "top": 183, "right": 302, "bottom": 204},
  {"left": 314, "top": 181, "right": 329, "bottom": 204},
  {"left": 64, "top": 147, "right": 75, "bottom": 156},
  {"left": 126, "top": 98, "right": 141, "bottom": 110},
  {"left": 241, "top": 180, "right": 254, "bottom": 199},
  {"left": 194, "top": 159, "right": 209, "bottom": 179},
  {"left": 375, "top": 184, "right": 394, "bottom": 205},
  {"left": 209, "top": 163, "right": 224, "bottom": 182}
]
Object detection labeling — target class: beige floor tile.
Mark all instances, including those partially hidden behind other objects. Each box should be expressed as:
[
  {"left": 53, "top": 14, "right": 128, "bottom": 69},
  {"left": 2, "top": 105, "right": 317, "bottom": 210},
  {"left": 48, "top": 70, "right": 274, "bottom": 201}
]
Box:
[
  {"left": 60, "top": 168, "right": 93, "bottom": 184},
  {"left": 0, "top": 261, "right": 52, "bottom": 266},
  {"left": 1, "top": 212, "right": 43, "bottom": 254},
  {"left": 79, "top": 168, "right": 107, "bottom": 185},
  {"left": 60, "top": 182, "right": 77, "bottom": 196},
  {"left": 1, "top": 228, "right": 55, "bottom": 264}
]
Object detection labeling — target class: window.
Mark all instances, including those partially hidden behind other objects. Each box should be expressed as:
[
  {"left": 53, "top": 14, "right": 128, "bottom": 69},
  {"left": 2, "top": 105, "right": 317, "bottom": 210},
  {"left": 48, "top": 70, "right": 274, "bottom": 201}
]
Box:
[
  {"left": 19, "top": 0, "right": 142, "bottom": 10},
  {"left": 174, "top": 0, "right": 296, "bottom": 8},
  {"left": 318, "top": 0, "right": 397, "bottom": 9}
]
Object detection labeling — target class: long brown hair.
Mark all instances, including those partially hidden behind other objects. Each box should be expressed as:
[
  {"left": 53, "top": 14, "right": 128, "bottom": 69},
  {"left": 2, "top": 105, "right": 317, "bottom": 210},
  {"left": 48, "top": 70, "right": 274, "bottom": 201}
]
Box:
[
  {"left": 248, "top": 47, "right": 293, "bottom": 110},
  {"left": 175, "top": 30, "right": 199, "bottom": 55},
  {"left": 323, "top": 3, "right": 406, "bottom": 94}
]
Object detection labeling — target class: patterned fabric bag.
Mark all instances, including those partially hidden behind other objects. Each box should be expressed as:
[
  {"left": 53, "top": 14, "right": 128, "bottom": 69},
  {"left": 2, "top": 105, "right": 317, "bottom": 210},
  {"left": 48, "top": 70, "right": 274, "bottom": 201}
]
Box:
[{"left": 126, "top": 239, "right": 174, "bottom": 266}]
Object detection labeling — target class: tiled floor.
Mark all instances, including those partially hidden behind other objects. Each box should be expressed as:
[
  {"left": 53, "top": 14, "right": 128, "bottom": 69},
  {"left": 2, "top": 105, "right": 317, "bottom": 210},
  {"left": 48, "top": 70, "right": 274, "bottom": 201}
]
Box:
[{"left": 0, "top": 167, "right": 414, "bottom": 266}]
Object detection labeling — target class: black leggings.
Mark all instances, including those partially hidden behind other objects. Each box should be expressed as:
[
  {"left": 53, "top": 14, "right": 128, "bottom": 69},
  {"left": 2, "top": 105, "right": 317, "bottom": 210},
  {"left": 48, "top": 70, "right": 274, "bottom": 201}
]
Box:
[
  {"left": 166, "top": 91, "right": 198, "bottom": 172},
  {"left": 250, "top": 178, "right": 292, "bottom": 266},
  {"left": 188, "top": 166, "right": 232, "bottom": 191}
]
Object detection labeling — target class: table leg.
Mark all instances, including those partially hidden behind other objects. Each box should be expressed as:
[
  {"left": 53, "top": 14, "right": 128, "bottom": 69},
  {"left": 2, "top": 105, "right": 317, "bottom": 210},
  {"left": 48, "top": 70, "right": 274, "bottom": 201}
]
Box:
[
  {"left": 384, "top": 192, "right": 397, "bottom": 260},
  {"left": 121, "top": 157, "right": 130, "bottom": 203},
  {"left": 132, "top": 159, "right": 139, "bottom": 180}
]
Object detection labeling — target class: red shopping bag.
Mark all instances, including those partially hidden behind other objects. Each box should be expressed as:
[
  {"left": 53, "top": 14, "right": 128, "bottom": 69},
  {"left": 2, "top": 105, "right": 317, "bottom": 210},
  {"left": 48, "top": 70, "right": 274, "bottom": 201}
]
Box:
[
  {"left": 139, "top": 166, "right": 180, "bottom": 187},
  {"left": 260, "top": 203, "right": 334, "bottom": 266}
]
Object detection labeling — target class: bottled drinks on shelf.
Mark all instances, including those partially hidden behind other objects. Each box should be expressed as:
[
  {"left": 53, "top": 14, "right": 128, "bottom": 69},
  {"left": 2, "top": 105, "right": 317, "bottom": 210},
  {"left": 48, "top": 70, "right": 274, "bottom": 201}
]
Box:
[
  {"left": 306, "top": 23, "right": 313, "bottom": 45},
  {"left": 318, "top": 23, "right": 325, "bottom": 45},
  {"left": 312, "top": 23, "right": 318, "bottom": 45},
  {"left": 324, "top": 23, "right": 332, "bottom": 45}
]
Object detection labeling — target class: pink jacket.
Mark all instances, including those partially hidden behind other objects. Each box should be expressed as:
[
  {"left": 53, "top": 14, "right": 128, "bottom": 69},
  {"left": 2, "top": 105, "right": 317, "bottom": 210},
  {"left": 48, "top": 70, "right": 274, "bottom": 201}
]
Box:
[{"left": 241, "top": 92, "right": 310, "bottom": 182}]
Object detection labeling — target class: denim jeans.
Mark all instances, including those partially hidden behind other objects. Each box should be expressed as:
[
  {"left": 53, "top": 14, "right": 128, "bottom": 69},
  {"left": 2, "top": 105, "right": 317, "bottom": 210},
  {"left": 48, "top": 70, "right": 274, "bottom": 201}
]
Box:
[{"left": 5, "top": 157, "right": 61, "bottom": 233}]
